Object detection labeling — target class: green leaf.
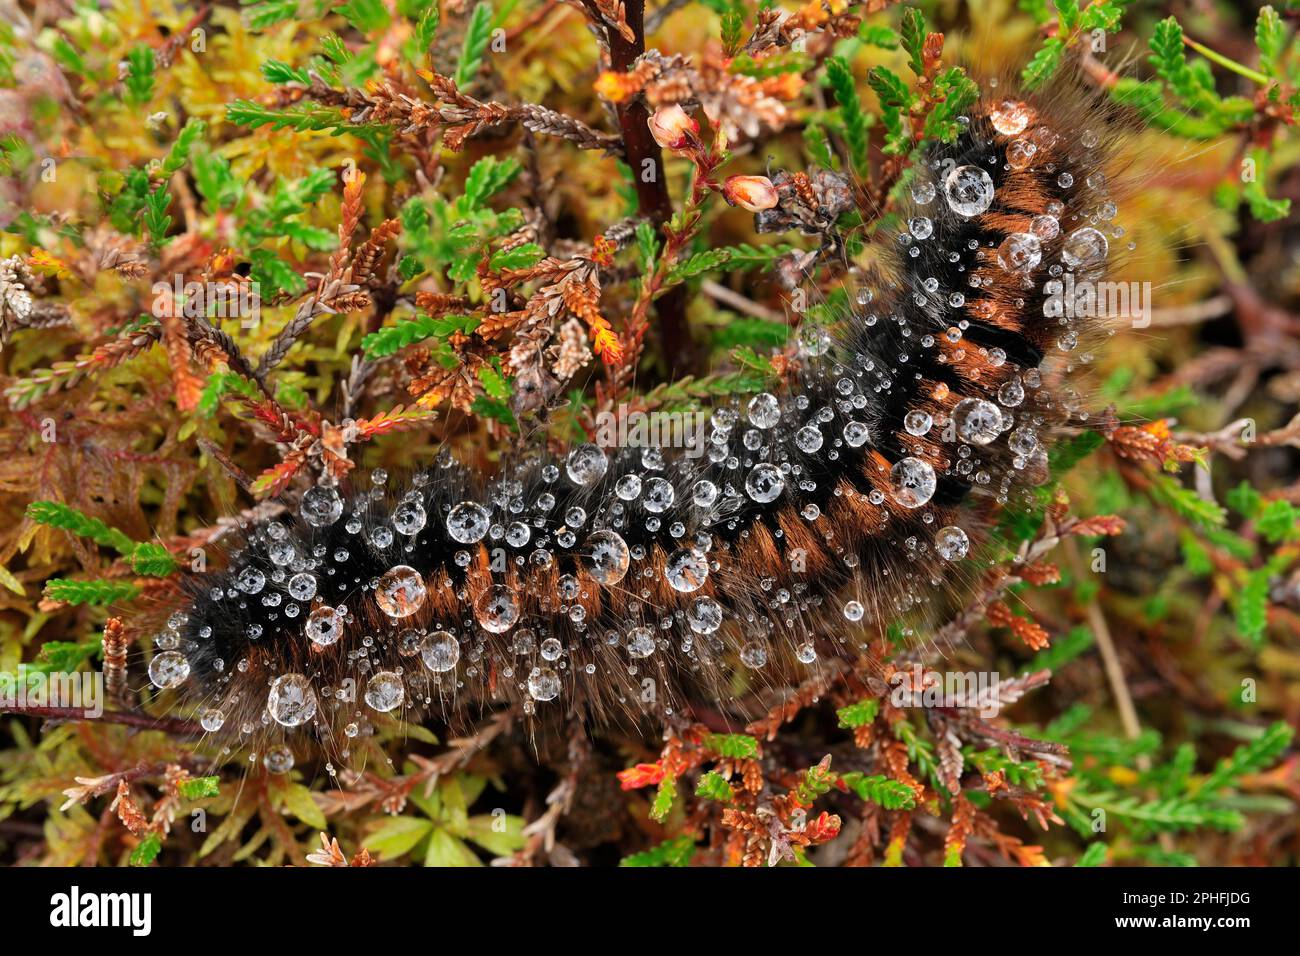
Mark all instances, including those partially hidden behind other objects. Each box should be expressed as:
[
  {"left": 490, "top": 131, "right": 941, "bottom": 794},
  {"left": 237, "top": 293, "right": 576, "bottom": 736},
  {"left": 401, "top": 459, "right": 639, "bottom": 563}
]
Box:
[
  {"left": 650, "top": 774, "right": 677, "bottom": 822},
  {"left": 26, "top": 501, "right": 136, "bottom": 555},
  {"left": 704, "top": 732, "right": 759, "bottom": 759},
  {"left": 923, "top": 68, "right": 978, "bottom": 144},
  {"left": 337, "top": 0, "right": 391, "bottom": 32},
  {"left": 123, "top": 44, "right": 155, "bottom": 106},
  {"left": 364, "top": 816, "right": 435, "bottom": 860},
  {"left": 1055, "top": 0, "right": 1081, "bottom": 33},
  {"left": 619, "top": 835, "right": 696, "bottom": 867},
  {"left": 1146, "top": 474, "right": 1226, "bottom": 529},
  {"left": 462, "top": 154, "right": 520, "bottom": 208},
  {"left": 178, "top": 776, "right": 221, "bottom": 800},
  {"left": 455, "top": 2, "right": 495, "bottom": 88},
  {"left": 858, "top": 23, "right": 899, "bottom": 48},
  {"left": 129, "top": 832, "right": 162, "bottom": 867},
  {"left": 1255, "top": 499, "right": 1299, "bottom": 543},
  {"left": 1049, "top": 430, "right": 1105, "bottom": 477},
  {"left": 667, "top": 243, "right": 792, "bottom": 284},
  {"left": 839, "top": 772, "right": 917, "bottom": 810},
  {"left": 1255, "top": 6, "right": 1286, "bottom": 78},
  {"left": 279, "top": 782, "right": 327, "bottom": 830},
  {"left": 243, "top": 0, "right": 300, "bottom": 30},
  {"left": 694, "top": 771, "right": 735, "bottom": 802},
  {"left": 836, "top": 699, "right": 879, "bottom": 729},
  {"left": 411, "top": 1, "right": 441, "bottom": 63},
  {"left": 489, "top": 242, "right": 544, "bottom": 271},
  {"left": 1226, "top": 480, "right": 1261, "bottom": 519},
  {"left": 130, "top": 542, "right": 178, "bottom": 577},
  {"left": 362, "top": 314, "right": 481, "bottom": 358},
  {"left": 261, "top": 60, "right": 311, "bottom": 85},
  {"left": 899, "top": 6, "right": 926, "bottom": 76},
  {"left": 1022, "top": 37, "right": 1065, "bottom": 90},
  {"left": 721, "top": 5, "right": 745, "bottom": 56},
  {"left": 461, "top": 813, "right": 526, "bottom": 856},
  {"left": 43, "top": 579, "right": 140, "bottom": 606},
  {"left": 1076, "top": 843, "right": 1108, "bottom": 867},
  {"left": 1234, "top": 568, "right": 1270, "bottom": 648},
  {"left": 1199, "top": 722, "right": 1294, "bottom": 795},
  {"left": 425, "top": 828, "right": 484, "bottom": 866},
  {"left": 825, "top": 57, "right": 868, "bottom": 173}
]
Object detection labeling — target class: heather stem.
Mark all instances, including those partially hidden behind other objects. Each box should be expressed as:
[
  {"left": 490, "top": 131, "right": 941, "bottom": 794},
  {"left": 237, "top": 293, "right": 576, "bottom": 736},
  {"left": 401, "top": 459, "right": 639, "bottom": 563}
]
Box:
[{"left": 584, "top": 0, "right": 697, "bottom": 376}]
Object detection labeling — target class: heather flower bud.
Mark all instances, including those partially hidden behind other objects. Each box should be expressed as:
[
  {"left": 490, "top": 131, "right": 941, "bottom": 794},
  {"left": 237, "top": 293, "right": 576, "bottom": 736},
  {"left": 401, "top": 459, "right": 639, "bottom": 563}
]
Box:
[
  {"left": 723, "top": 175, "right": 779, "bottom": 212},
  {"left": 647, "top": 104, "right": 698, "bottom": 150}
]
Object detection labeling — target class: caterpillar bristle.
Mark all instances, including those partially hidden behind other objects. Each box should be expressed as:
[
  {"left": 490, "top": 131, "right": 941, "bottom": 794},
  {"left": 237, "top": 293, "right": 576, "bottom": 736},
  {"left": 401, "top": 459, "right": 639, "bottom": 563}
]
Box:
[{"left": 142, "top": 77, "right": 1133, "bottom": 772}]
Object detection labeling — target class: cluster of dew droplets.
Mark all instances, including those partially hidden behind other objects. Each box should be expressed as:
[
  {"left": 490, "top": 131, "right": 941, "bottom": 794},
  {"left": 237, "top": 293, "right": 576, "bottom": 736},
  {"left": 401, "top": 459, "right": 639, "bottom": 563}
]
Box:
[{"left": 155, "top": 98, "right": 1122, "bottom": 741}]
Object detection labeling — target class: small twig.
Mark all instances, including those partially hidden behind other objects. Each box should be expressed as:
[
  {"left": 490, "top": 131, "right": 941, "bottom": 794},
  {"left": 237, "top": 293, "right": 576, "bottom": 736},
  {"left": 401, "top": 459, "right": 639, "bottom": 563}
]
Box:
[{"left": 1, "top": 704, "right": 203, "bottom": 737}]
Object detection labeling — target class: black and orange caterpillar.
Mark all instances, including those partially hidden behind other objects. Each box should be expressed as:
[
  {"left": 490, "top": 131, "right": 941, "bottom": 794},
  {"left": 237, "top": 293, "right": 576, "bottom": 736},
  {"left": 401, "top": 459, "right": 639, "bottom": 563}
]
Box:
[{"left": 143, "top": 80, "right": 1130, "bottom": 769}]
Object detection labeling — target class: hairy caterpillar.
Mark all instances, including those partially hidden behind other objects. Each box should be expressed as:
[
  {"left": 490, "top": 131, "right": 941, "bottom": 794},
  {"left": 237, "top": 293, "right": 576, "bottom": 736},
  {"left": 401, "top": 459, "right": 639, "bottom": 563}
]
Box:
[{"left": 143, "top": 80, "right": 1130, "bottom": 773}]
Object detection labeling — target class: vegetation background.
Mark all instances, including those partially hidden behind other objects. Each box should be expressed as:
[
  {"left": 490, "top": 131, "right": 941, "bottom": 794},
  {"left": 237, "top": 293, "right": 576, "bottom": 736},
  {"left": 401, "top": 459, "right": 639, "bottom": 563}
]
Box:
[{"left": 0, "top": 0, "right": 1297, "bottom": 867}]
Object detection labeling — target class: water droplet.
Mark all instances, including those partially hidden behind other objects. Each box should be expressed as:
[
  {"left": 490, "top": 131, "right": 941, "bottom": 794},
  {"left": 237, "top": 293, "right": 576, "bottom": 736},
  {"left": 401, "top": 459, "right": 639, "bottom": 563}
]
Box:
[
  {"left": 615, "top": 474, "right": 642, "bottom": 500},
  {"left": 475, "top": 584, "right": 520, "bottom": 633},
  {"left": 1030, "top": 214, "right": 1059, "bottom": 240},
  {"left": 392, "top": 497, "right": 427, "bottom": 536},
  {"left": 149, "top": 651, "right": 190, "bottom": 689},
  {"left": 747, "top": 392, "right": 781, "bottom": 429},
  {"left": 267, "top": 673, "right": 317, "bottom": 727},
  {"left": 890, "top": 457, "right": 937, "bottom": 508},
  {"left": 953, "top": 398, "right": 1004, "bottom": 445},
  {"left": 990, "top": 100, "right": 1030, "bottom": 135},
  {"left": 693, "top": 480, "right": 719, "bottom": 507},
  {"left": 527, "top": 667, "right": 560, "bottom": 702},
  {"left": 301, "top": 485, "right": 343, "bottom": 528},
  {"left": 364, "top": 671, "right": 404, "bottom": 713},
  {"left": 665, "top": 549, "right": 709, "bottom": 592},
  {"left": 1009, "top": 426, "right": 1039, "bottom": 457},
  {"left": 236, "top": 566, "right": 265, "bottom": 594},
  {"left": 904, "top": 410, "right": 933, "bottom": 436},
  {"left": 795, "top": 425, "right": 824, "bottom": 453},
  {"left": 643, "top": 477, "right": 676, "bottom": 513},
  {"left": 996, "top": 232, "right": 1042, "bottom": 273},
  {"left": 627, "top": 626, "right": 656, "bottom": 658},
  {"left": 566, "top": 444, "right": 608, "bottom": 485},
  {"left": 446, "top": 501, "right": 490, "bottom": 544},
  {"left": 1006, "top": 139, "right": 1037, "bottom": 169},
  {"left": 305, "top": 605, "right": 342, "bottom": 646},
  {"left": 583, "top": 530, "right": 630, "bottom": 585},
  {"left": 200, "top": 708, "right": 225, "bottom": 732},
  {"left": 909, "top": 217, "right": 933, "bottom": 240},
  {"left": 944, "top": 165, "right": 994, "bottom": 217},
  {"left": 740, "top": 642, "right": 767, "bottom": 669},
  {"left": 688, "top": 596, "right": 723, "bottom": 634},
  {"left": 934, "top": 525, "right": 969, "bottom": 560},
  {"left": 1061, "top": 226, "right": 1108, "bottom": 269},
  {"left": 263, "top": 745, "right": 295, "bottom": 774},
  {"left": 287, "top": 572, "right": 317, "bottom": 602},
  {"left": 421, "top": 630, "right": 460, "bottom": 672},
  {"left": 843, "top": 421, "right": 870, "bottom": 448},
  {"left": 375, "top": 565, "right": 427, "bottom": 619},
  {"left": 844, "top": 600, "right": 864, "bottom": 621},
  {"left": 745, "top": 463, "right": 784, "bottom": 503}
]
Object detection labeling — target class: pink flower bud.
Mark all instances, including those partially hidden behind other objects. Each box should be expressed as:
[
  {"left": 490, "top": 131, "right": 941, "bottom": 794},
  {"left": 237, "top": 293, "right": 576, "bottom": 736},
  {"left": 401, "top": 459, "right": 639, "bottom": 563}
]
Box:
[
  {"left": 723, "top": 175, "right": 779, "bottom": 212},
  {"left": 647, "top": 104, "right": 698, "bottom": 150}
]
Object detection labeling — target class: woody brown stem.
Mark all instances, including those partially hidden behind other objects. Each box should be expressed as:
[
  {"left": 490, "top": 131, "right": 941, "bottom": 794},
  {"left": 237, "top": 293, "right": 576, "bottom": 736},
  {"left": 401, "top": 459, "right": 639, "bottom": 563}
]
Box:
[
  {"left": 0, "top": 704, "right": 203, "bottom": 737},
  {"left": 583, "top": 0, "right": 697, "bottom": 376}
]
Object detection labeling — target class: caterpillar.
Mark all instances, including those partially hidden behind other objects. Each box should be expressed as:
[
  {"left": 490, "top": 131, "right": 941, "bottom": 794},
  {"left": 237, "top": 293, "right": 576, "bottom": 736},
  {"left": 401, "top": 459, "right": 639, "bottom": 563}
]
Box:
[{"left": 143, "top": 79, "right": 1130, "bottom": 772}]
